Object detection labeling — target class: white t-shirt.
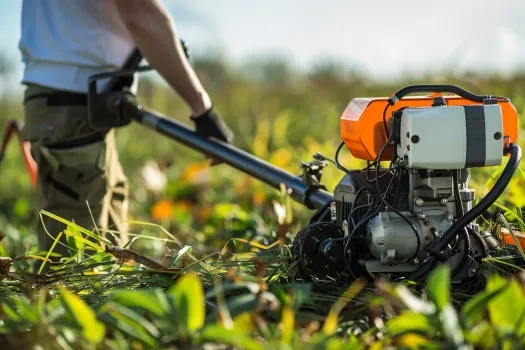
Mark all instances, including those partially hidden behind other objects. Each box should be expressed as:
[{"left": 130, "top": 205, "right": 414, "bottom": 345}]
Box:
[{"left": 19, "top": 0, "right": 136, "bottom": 93}]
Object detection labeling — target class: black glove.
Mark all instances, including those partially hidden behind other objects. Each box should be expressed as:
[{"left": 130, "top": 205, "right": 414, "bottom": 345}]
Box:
[{"left": 190, "top": 107, "right": 233, "bottom": 143}]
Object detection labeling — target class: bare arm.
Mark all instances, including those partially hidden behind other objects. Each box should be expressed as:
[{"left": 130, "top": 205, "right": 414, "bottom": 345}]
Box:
[{"left": 114, "top": 0, "right": 211, "bottom": 116}]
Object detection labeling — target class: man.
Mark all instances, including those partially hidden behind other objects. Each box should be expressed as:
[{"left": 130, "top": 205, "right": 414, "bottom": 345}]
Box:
[{"left": 19, "top": 0, "right": 233, "bottom": 257}]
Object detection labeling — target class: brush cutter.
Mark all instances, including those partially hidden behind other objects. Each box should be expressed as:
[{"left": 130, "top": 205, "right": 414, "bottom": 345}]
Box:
[{"left": 1, "top": 48, "right": 522, "bottom": 284}]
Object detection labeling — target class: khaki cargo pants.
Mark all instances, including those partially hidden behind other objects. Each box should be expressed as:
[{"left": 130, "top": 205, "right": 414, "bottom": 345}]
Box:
[{"left": 22, "top": 84, "right": 129, "bottom": 257}]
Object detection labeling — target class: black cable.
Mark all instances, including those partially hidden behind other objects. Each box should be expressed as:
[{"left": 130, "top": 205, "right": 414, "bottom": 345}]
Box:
[
  {"left": 393, "top": 167, "right": 404, "bottom": 209},
  {"left": 348, "top": 187, "right": 370, "bottom": 230},
  {"left": 404, "top": 143, "right": 522, "bottom": 283},
  {"left": 364, "top": 153, "right": 399, "bottom": 227},
  {"left": 349, "top": 203, "right": 373, "bottom": 229},
  {"left": 334, "top": 142, "right": 376, "bottom": 194},
  {"left": 342, "top": 161, "right": 400, "bottom": 274},
  {"left": 450, "top": 170, "right": 464, "bottom": 249},
  {"left": 348, "top": 166, "right": 400, "bottom": 239},
  {"left": 365, "top": 161, "right": 392, "bottom": 183},
  {"left": 374, "top": 133, "right": 421, "bottom": 266},
  {"left": 382, "top": 103, "right": 390, "bottom": 137},
  {"left": 453, "top": 170, "right": 464, "bottom": 218},
  {"left": 348, "top": 187, "right": 374, "bottom": 231}
]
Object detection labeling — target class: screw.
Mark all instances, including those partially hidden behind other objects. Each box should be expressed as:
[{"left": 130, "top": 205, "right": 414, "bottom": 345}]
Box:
[
  {"left": 417, "top": 213, "right": 426, "bottom": 220},
  {"left": 414, "top": 258, "right": 420, "bottom": 265},
  {"left": 440, "top": 198, "right": 449, "bottom": 205},
  {"left": 447, "top": 214, "right": 454, "bottom": 221},
  {"left": 415, "top": 197, "right": 424, "bottom": 206}
]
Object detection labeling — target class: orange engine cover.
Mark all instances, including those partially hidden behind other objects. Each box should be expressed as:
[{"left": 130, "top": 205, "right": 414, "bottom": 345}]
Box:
[{"left": 340, "top": 95, "right": 519, "bottom": 161}]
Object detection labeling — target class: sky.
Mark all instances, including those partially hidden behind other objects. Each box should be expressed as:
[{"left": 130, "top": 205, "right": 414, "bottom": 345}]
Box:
[{"left": 1, "top": 0, "right": 524, "bottom": 92}]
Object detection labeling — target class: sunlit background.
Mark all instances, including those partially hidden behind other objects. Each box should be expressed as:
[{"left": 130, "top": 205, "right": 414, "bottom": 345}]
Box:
[{"left": 1, "top": 0, "right": 524, "bottom": 92}]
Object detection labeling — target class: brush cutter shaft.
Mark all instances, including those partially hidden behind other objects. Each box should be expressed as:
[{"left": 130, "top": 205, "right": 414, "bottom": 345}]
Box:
[{"left": 136, "top": 108, "right": 334, "bottom": 209}]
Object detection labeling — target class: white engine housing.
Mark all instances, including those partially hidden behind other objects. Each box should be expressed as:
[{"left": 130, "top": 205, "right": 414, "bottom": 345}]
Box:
[{"left": 397, "top": 104, "right": 503, "bottom": 169}]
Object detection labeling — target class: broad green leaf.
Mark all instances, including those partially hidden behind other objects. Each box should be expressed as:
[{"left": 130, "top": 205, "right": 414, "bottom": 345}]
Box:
[
  {"left": 12, "top": 296, "right": 38, "bottom": 323},
  {"left": 108, "top": 303, "right": 160, "bottom": 338},
  {"left": 111, "top": 289, "right": 167, "bottom": 317},
  {"left": 486, "top": 275, "right": 525, "bottom": 335},
  {"left": 271, "top": 283, "right": 312, "bottom": 312},
  {"left": 426, "top": 265, "right": 450, "bottom": 311},
  {"left": 101, "top": 305, "right": 159, "bottom": 349},
  {"left": 59, "top": 286, "right": 105, "bottom": 344},
  {"left": 112, "top": 331, "right": 131, "bottom": 350},
  {"left": 168, "top": 272, "right": 205, "bottom": 332},
  {"left": 200, "top": 324, "right": 264, "bottom": 350},
  {"left": 231, "top": 312, "right": 256, "bottom": 333},
  {"left": 386, "top": 312, "right": 435, "bottom": 335},
  {"left": 2, "top": 303, "right": 21, "bottom": 322},
  {"left": 66, "top": 222, "right": 84, "bottom": 253},
  {"left": 464, "top": 321, "right": 496, "bottom": 349},
  {"left": 462, "top": 284, "right": 506, "bottom": 324},
  {"left": 396, "top": 333, "right": 433, "bottom": 349},
  {"left": 223, "top": 294, "right": 258, "bottom": 319}
]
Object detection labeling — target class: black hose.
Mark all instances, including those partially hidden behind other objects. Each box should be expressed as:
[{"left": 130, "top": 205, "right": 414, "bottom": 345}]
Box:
[
  {"left": 451, "top": 227, "right": 471, "bottom": 277},
  {"left": 405, "top": 143, "right": 522, "bottom": 282},
  {"left": 431, "top": 144, "right": 521, "bottom": 254}
]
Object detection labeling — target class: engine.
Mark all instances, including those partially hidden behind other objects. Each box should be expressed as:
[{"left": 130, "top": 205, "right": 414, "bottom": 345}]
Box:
[
  {"left": 334, "top": 168, "right": 486, "bottom": 283},
  {"left": 292, "top": 92, "right": 513, "bottom": 284}
]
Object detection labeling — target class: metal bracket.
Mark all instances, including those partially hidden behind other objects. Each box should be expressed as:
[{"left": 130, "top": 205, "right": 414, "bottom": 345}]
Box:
[
  {"left": 299, "top": 158, "right": 329, "bottom": 209},
  {"left": 300, "top": 158, "right": 328, "bottom": 191}
]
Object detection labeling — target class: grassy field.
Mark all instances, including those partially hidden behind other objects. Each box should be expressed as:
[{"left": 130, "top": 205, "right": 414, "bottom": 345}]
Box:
[{"left": 0, "top": 57, "right": 525, "bottom": 349}]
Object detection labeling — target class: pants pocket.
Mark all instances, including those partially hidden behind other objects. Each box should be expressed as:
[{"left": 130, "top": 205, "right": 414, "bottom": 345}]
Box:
[{"left": 40, "top": 137, "right": 107, "bottom": 206}]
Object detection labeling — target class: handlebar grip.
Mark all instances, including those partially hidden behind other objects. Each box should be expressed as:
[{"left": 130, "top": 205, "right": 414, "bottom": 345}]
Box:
[{"left": 388, "top": 84, "right": 508, "bottom": 105}]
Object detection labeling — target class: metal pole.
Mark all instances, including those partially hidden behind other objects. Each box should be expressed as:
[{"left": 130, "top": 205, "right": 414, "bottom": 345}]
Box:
[{"left": 135, "top": 108, "right": 334, "bottom": 209}]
